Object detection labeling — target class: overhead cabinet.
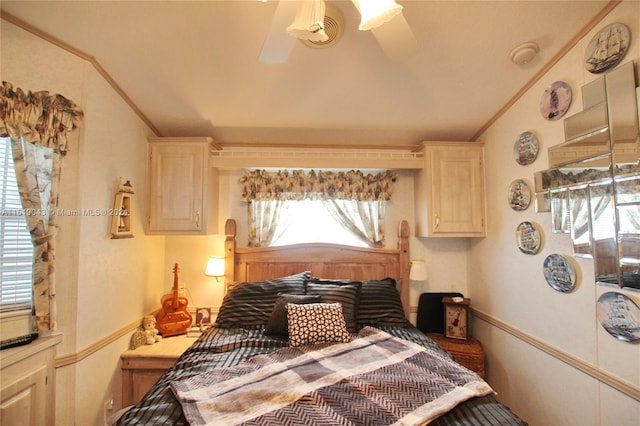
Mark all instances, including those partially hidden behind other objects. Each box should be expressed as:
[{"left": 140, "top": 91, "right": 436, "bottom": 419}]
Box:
[
  {"left": 415, "top": 142, "right": 486, "bottom": 237},
  {"left": 148, "top": 137, "right": 218, "bottom": 234}
]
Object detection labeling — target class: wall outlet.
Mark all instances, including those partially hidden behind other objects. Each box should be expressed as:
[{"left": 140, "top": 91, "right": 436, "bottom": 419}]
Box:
[{"left": 103, "top": 398, "right": 114, "bottom": 423}]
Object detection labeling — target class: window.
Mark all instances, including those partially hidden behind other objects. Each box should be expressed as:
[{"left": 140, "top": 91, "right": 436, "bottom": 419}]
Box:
[
  {"left": 273, "top": 200, "right": 367, "bottom": 247},
  {"left": 0, "top": 137, "right": 34, "bottom": 313},
  {"left": 242, "top": 169, "right": 394, "bottom": 248}
]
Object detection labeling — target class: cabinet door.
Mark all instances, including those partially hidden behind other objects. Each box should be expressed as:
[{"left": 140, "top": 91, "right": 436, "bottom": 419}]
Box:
[
  {"left": 430, "top": 147, "right": 485, "bottom": 234},
  {"left": 1, "top": 365, "right": 49, "bottom": 426},
  {"left": 415, "top": 143, "right": 486, "bottom": 237},
  {"left": 149, "top": 142, "right": 207, "bottom": 233}
]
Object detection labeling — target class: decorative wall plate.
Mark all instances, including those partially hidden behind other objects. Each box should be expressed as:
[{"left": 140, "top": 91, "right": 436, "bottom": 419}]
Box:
[
  {"left": 584, "top": 23, "right": 631, "bottom": 74},
  {"left": 543, "top": 254, "right": 576, "bottom": 292},
  {"left": 516, "top": 221, "right": 542, "bottom": 255},
  {"left": 540, "top": 81, "right": 572, "bottom": 121},
  {"left": 513, "top": 131, "right": 539, "bottom": 165},
  {"left": 508, "top": 179, "right": 531, "bottom": 211},
  {"left": 597, "top": 292, "right": 640, "bottom": 342}
]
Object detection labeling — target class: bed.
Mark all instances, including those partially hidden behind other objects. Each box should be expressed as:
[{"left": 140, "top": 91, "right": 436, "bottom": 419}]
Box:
[{"left": 116, "top": 219, "right": 526, "bottom": 425}]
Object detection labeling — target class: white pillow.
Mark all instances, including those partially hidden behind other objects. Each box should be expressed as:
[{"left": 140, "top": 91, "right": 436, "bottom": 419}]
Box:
[{"left": 286, "top": 303, "right": 351, "bottom": 347}]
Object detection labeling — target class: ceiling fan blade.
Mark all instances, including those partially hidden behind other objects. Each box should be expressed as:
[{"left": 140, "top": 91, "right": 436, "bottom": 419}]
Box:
[
  {"left": 371, "top": 13, "right": 419, "bottom": 62},
  {"left": 259, "top": 0, "right": 299, "bottom": 64}
]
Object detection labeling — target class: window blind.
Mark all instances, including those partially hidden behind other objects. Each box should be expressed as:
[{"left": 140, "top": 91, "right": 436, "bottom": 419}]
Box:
[{"left": 0, "top": 138, "right": 33, "bottom": 312}]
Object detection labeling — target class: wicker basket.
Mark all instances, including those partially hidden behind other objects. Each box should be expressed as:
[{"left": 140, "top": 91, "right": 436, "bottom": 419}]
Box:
[{"left": 427, "top": 333, "right": 485, "bottom": 378}]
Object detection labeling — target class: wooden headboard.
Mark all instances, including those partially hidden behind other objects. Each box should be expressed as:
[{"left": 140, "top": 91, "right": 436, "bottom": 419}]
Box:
[{"left": 223, "top": 219, "right": 411, "bottom": 317}]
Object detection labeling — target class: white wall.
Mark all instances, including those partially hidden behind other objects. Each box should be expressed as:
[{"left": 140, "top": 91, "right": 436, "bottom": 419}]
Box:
[
  {"left": 2, "top": 20, "right": 166, "bottom": 425},
  {"left": 470, "top": 2, "right": 640, "bottom": 425}
]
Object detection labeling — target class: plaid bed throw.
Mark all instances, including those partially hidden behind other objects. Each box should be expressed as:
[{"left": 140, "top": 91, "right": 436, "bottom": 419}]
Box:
[{"left": 171, "top": 327, "right": 493, "bottom": 426}]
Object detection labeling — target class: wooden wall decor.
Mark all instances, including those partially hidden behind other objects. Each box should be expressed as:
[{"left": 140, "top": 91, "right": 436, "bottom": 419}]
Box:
[{"left": 110, "top": 179, "right": 134, "bottom": 239}]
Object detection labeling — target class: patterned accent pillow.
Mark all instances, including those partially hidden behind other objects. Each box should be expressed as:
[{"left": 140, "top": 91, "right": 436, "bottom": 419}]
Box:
[
  {"left": 304, "top": 281, "right": 361, "bottom": 333},
  {"left": 215, "top": 271, "right": 311, "bottom": 328},
  {"left": 286, "top": 303, "right": 351, "bottom": 347},
  {"left": 265, "top": 293, "right": 322, "bottom": 336},
  {"left": 357, "top": 278, "right": 409, "bottom": 327}
]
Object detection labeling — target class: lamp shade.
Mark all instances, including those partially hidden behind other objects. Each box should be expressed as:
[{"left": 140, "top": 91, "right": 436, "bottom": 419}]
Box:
[
  {"left": 205, "top": 256, "right": 225, "bottom": 277},
  {"left": 287, "top": 0, "right": 329, "bottom": 42},
  {"left": 410, "top": 259, "right": 427, "bottom": 281},
  {"left": 353, "top": 0, "right": 403, "bottom": 31}
]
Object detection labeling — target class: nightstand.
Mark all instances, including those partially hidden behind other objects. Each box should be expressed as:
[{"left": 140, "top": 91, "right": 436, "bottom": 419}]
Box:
[
  {"left": 426, "top": 333, "right": 485, "bottom": 378},
  {"left": 121, "top": 334, "right": 195, "bottom": 406}
]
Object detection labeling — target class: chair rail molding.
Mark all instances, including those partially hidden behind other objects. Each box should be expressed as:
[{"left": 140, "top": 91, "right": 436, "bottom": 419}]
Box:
[{"left": 472, "top": 308, "right": 640, "bottom": 402}]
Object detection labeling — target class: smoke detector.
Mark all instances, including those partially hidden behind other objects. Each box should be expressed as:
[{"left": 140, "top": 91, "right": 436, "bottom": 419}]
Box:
[
  {"left": 301, "top": 4, "right": 344, "bottom": 49},
  {"left": 509, "top": 42, "right": 539, "bottom": 65}
]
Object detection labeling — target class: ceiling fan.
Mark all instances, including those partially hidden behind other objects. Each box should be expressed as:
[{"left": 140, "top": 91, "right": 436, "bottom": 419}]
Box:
[{"left": 259, "top": 0, "right": 419, "bottom": 64}]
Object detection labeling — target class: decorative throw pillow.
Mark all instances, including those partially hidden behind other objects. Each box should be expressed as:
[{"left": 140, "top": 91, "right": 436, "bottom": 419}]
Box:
[
  {"left": 305, "top": 281, "right": 361, "bottom": 333},
  {"left": 214, "top": 271, "right": 310, "bottom": 328},
  {"left": 265, "top": 293, "right": 322, "bottom": 336},
  {"left": 286, "top": 303, "right": 351, "bottom": 347},
  {"left": 357, "top": 278, "right": 409, "bottom": 327}
]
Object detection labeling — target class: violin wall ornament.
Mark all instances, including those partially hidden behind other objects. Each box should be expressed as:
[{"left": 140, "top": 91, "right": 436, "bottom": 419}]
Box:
[{"left": 156, "top": 263, "right": 193, "bottom": 337}]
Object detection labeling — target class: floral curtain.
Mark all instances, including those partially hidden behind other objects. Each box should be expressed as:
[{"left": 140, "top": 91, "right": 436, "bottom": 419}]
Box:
[
  {"left": 239, "top": 169, "right": 397, "bottom": 202},
  {"left": 248, "top": 200, "right": 291, "bottom": 247},
  {"left": 324, "top": 199, "right": 386, "bottom": 247},
  {"left": 0, "top": 81, "right": 84, "bottom": 332},
  {"left": 239, "top": 169, "right": 397, "bottom": 247}
]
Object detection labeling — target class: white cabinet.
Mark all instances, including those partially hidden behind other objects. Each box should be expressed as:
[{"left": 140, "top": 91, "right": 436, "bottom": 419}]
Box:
[
  {"left": 148, "top": 137, "right": 218, "bottom": 234},
  {"left": 415, "top": 142, "right": 486, "bottom": 237},
  {"left": 0, "top": 335, "right": 61, "bottom": 426}
]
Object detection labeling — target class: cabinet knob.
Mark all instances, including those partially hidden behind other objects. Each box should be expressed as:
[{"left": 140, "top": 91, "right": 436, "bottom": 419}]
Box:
[
  {"left": 195, "top": 212, "right": 200, "bottom": 227},
  {"left": 435, "top": 214, "right": 440, "bottom": 229}
]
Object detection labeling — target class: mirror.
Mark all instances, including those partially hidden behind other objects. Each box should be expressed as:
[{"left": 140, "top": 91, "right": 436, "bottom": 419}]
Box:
[
  {"left": 616, "top": 175, "right": 640, "bottom": 288},
  {"left": 535, "top": 61, "right": 640, "bottom": 289},
  {"left": 569, "top": 184, "right": 592, "bottom": 258},
  {"left": 550, "top": 188, "right": 569, "bottom": 234}
]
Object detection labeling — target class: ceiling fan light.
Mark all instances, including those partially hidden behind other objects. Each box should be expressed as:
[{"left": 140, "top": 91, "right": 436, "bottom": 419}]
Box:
[
  {"left": 287, "top": 0, "right": 329, "bottom": 42},
  {"left": 354, "top": 0, "right": 403, "bottom": 31}
]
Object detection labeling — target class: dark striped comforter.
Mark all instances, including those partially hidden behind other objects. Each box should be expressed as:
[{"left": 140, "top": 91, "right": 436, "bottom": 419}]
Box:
[{"left": 116, "top": 326, "right": 526, "bottom": 425}]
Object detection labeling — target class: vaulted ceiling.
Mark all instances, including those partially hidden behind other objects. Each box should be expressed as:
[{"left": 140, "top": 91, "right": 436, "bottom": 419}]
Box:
[{"left": 1, "top": 1, "right": 614, "bottom": 147}]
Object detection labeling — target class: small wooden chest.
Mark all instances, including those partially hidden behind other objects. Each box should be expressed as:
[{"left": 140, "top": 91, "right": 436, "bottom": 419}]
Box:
[{"left": 427, "top": 333, "right": 485, "bottom": 378}]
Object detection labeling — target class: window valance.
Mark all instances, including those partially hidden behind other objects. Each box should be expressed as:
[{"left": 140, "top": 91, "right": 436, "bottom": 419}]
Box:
[
  {"left": 1, "top": 81, "right": 84, "bottom": 155},
  {"left": 239, "top": 169, "right": 398, "bottom": 202}
]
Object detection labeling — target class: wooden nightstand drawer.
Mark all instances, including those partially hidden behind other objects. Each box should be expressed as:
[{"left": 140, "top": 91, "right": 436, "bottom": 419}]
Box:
[
  {"left": 121, "top": 335, "right": 195, "bottom": 406},
  {"left": 427, "top": 333, "right": 485, "bottom": 378}
]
